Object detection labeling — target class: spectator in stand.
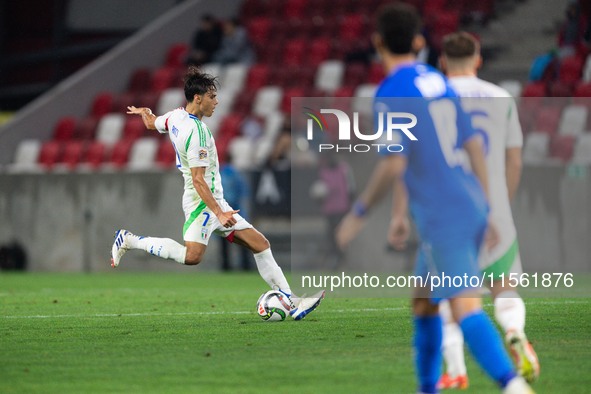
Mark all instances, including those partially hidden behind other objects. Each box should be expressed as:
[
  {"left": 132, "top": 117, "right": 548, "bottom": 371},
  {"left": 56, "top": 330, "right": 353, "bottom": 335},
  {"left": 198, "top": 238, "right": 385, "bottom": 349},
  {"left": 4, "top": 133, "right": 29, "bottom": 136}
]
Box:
[
  {"left": 186, "top": 14, "right": 223, "bottom": 66},
  {"left": 219, "top": 153, "right": 252, "bottom": 271},
  {"left": 558, "top": 1, "right": 584, "bottom": 57},
  {"left": 267, "top": 118, "right": 291, "bottom": 170},
  {"left": 212, "top": 18, "right": 256, "bottom": 66}
]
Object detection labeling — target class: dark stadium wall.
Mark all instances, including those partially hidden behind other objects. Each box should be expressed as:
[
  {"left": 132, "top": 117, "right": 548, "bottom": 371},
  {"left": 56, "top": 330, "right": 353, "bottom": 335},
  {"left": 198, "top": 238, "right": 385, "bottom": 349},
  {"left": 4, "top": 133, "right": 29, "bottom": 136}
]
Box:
[{"left": 0, "top": 0, "right": 240, "bottom": 166}]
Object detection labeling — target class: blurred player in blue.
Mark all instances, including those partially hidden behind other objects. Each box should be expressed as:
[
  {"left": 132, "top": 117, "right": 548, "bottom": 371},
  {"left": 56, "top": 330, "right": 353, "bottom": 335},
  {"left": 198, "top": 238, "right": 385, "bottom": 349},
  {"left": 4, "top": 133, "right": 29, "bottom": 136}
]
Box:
[{"left": 336, "top": 4, "right": 533, "bottom": 393}]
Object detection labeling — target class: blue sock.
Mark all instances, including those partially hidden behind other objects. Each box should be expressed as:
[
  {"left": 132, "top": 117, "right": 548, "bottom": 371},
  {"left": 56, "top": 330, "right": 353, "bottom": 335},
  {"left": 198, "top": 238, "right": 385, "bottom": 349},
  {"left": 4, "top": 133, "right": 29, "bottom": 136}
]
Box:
[
  {"left": 460, "top": 310, "right": 517, "bottom": 388},
  {"left": 413, "top": 315, "right": 442, "bottom": 394}
]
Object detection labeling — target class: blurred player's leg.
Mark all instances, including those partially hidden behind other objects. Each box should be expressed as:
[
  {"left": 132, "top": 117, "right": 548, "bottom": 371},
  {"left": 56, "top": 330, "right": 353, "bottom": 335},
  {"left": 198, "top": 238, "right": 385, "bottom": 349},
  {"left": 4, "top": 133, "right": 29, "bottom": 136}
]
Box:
[
  {"left": 413, "top": 297, "right": 442, "bottom": 394},
  {"left": 439, "top": 300, "right": 469, "bottom": 390},
  {"left": 494, "top": 290, "right": 539, "bottom": 383}
]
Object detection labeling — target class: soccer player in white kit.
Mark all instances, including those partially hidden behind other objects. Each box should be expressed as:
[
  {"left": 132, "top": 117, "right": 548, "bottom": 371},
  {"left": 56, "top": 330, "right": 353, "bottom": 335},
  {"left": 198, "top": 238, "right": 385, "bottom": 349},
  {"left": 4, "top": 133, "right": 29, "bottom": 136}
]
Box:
[
  {"left": 437, "top": 32, "right": 539, "bottom": 388},
  {"left": 111, "top": 66, "right": 324, "bottom": 320}
]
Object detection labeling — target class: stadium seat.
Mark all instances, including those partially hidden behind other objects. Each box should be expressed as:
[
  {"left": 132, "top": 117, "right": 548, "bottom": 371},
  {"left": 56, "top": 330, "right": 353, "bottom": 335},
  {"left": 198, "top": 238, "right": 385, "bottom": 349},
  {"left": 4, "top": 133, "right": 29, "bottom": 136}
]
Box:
[
  {"left": 252, "top": 86, "right": 283, "bottom": 117},
  {"left": 353, "top": 83, "right": 378, "bottom": 115},
  {"left": 38, "top": 141, "right": 62, "bottom": 169},
  {"left": 228, "top": 137, "right": 256, "bottom": 170},
  {"left": 281, "top": 87, "right": 307, "bottom": 113},
  {"left": 549, "top": 134, "right": 575, "bottom": 162},
  {"left": 150, "top": 67, "right": 177, "bottom": 93},
  {"left": 315, "top": 60, "right": 345, "bottom": 93},
  {"left": 155, "top": 139, "right": 177, "bottom": 168},
  {"left": 137, "top": 92, "right": 160, "bottom": 113},
  {"left": 532, "top": 106, "right": 561, "bottom": 134},
  {"left": 549, "top": 80, "right": 574, "bottom": 97},
  {"left": 128, "top": 68, "right": 151, "bottom": 93},
  {"left": 583, "top": 54, "right": 591, "bottom": 82},
  {"left": 368, "top": 62, "right": 385, "bottom": 84},
  {"left": 156, "top": 88, "right": 185, "bottom": 115},
  {"left": 107, "top": 140, "right": 133, "bottom": 169},
  {"left": 282, "top": 38, "right": 308, "bottom": 66},
  {"left": 284, "top": 0, "right": 308, "bottom": 18},
  {"left": 81, "top": 141, "right": 106, "bottom": 169},
  {"left": 339, "top": 14, "right": 367, "bottom": 43},
  {"left": 201, "top": 63, "right": 222, "bottom": 81},
  {"left": 52, "top": 116, "right": 77, "bottom": 141},
  {"left": 59, "top": 140, "right": 86, "bottom": 170},
  {"left": 213, "top": 88, "right": 239, "bottom": 120},
  {"left": 165, "top": 43, "right": 188, "bottom": 68},
  {"left": 8, "top": 139, "right": 42, "bottom": 172},
  {"left": 247, "top": 17, "right": 272, "bottom": 44},
  {"left": 572, "top": 134, "right": 591, "bottom": 164},
  {"left": 115, "top": 91, "right": 138, "bottom": 113},
  {"left": 558, "top": 105, "right": 588, "bottom": 136},
  {"left": 558, "top": 56, "right": 584, "bottom": 85},
  {"left": 521, "top": 82, "right": 547, "bottom": 97},
  {"left": 128, "top": 137, "right": 159, "bottom": 170},
  {"left": 522, "top": 132, "right": 549, "bottom": 165},
  {"left": 95, "top": 113, "right": 126, "bottom": 148},
  {"left": 122, "top": 117, "right": 146, "bottom": 141},
  {"left": 72, "top": 117, "right": 98, "bottom": 140},
  {"left": 344, "top": 63, "right": 368, "bottom": 90},
  {"left": 307, "top": 39, "right": 332, "bottom": 67},
  {"left": 90, "top": 92, "right": 115, "bottom": 118},
  {"left": 246, "top": 64, "right": 270, "bottom": 91}
]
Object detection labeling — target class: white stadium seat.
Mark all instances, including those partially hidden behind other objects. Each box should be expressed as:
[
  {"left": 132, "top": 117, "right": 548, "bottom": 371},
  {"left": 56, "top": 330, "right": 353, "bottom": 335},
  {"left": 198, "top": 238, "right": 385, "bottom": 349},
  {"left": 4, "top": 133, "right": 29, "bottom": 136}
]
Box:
[
  {"left": 222, "top": 63, "right": 249, "bottom": 93},
  {"left": 156, "top": 88, "right": 185, "bottom": 115},
  {"left": 498, "top": 79, "right": 523, "bottom": 98},
  {"left": 252, "top": 86, "right": 283, "bottom": 117},
  {"left": 95, "top": 113, "right": 125, "bottom": 148},
  {"left": 315, "top": 60, "right": 345, "bottom": 93},
  {"left": 522, "top": 132, "right": 549, "bottom": 165},
  {"left": 7, "top": 139, "right": 42, "bottom": 172},
  {"left": 572, "top": 134, "right": 591, "bottom": 164},
  {"left": 558, "top": 104, "right": 588, "bottom": 136},
  {"left": 127, "top": 137, "right": 159, "bottom": 170}
]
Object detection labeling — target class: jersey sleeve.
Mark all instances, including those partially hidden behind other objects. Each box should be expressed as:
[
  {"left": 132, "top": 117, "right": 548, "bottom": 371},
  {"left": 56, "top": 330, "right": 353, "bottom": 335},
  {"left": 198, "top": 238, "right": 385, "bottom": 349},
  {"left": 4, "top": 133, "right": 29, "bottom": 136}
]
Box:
[
  {"left": 186, "top": 122, "right": 209, "bottom": 168},
  {"left": 154, "top": 111, "right": 174, "bottom": 134},
  {"left": 505, "top": 98, "right": 523, "bottom": 148}
]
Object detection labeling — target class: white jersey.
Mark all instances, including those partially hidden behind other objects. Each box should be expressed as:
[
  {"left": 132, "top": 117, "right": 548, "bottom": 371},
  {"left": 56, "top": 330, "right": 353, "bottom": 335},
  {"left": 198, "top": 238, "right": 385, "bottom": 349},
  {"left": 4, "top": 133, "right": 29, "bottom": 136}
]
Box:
[
  {"left": 449, "top": 76, "right": 523, "bottom": 270},
  {"left": 155, "top": 108, "right": 223, "bottom": 201}
]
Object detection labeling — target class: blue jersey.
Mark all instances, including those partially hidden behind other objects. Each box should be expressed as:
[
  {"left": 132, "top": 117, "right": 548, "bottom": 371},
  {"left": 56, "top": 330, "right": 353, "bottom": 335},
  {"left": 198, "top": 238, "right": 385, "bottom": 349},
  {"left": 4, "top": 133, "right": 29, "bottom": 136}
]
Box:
[{"left": 375, "top": 62, "right": 488, "bottom": 243}]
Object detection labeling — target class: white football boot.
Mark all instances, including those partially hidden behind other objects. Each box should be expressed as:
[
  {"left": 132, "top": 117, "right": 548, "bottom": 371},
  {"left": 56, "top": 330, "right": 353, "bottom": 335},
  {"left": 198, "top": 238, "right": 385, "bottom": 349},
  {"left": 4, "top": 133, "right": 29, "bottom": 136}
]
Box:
[
  {"left": 111, "top": 229, "right": 133, "bottom": 268},
  {"left": 503, "top": 376, "right": 535, "bottom": 394},
  {"left": 288, "top": 290, "right": 325, "bottom": 321}
]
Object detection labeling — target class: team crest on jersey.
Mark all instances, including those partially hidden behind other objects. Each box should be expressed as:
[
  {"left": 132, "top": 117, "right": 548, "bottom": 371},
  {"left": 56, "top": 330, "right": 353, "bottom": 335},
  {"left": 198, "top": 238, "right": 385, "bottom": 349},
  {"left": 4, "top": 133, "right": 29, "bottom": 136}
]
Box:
[
  {"left": 201, "top": 228, "right": 209, "bottom": 240},
  {"left": 171, "top": 125, "right": 179, "bottom": 137},
  {"left": 199, "top": 148, "right": 208, "bottom": 160}
]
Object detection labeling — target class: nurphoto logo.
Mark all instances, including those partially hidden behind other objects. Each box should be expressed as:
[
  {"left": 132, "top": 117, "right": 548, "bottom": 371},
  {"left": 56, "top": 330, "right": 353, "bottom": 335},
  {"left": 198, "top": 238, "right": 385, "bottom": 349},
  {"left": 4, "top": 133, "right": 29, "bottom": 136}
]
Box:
[{"left": 303, "top": 107, "right": 418, "bottom": 153}]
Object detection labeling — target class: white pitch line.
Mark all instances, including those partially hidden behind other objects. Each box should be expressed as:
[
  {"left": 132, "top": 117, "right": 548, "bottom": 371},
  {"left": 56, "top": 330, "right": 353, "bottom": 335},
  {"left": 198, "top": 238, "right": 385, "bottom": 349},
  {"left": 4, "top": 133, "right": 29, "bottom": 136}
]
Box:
[{"left": 1, "top": 300, "right": 588, "bottom": 320}]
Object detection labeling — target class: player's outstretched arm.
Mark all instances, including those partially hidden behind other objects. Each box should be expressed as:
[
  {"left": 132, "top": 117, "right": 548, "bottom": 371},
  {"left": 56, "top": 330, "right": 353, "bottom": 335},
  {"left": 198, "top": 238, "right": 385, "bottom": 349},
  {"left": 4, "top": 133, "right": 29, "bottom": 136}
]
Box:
[{"left": 127, "top": 106, "right": 157, "bottom": 130}]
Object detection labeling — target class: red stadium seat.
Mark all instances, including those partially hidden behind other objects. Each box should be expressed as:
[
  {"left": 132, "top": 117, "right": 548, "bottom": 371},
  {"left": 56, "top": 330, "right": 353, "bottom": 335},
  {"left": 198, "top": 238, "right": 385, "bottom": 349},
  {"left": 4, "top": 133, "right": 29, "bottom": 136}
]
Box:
[
  {"left": 150, "top": 67, "right": 177, "bottom": 93},
  {"left": 533, "top": 106, "right": 561, "bottom": 135},
  {"left": 247, "top": 17, "right": 272, "bottom": 44},
  {"left": 308, "top": 38, "right": 332, "bottom": 66},
  {"left": 52, "top": 116, "right": 77, "bottom": 141},
  {"left": 38, "top": 141, "right": 62, "bottom": 169},
  {"left": 281, "top": 87, "right": 307, "bottom": 113},
  {"left": 339, "top": 14, "right": 366, "bottom": 43},
  {"left": 128, "top": 68, "right": 151, "bottom": 93},
  {"left": 60, "top": 141, "right": 85, "bottom": 169},
  {"left": 558, "top": 56, "right": 584, "bottom": 85},
  {"left": 231, "top": 90, "right": 255, "bottom": 116},
  {"left": 155, "top": 139, "right": 177, "bottom": 168},
  {"left": 165, "top": 43, "right": 188, "bottom": 68},
  {"left": 284, "top": 0, "right": 308, "bottom": 18},
  {"left": 344, "top": 63, "right": 368, "bottom": 89},
  {"left": 83, "top": 141, "right": 106, "bottom": 169},
  {"left": 549, "top": 135, "right": 576, "bottom": 162},
  {"left": 90, "top": 92, "right": 115, "bottom": 118},
  {"left": 108, "top": 140, "right": 133, "bottom": 168},
  {"left": 548, "top": 80, "right": 574, "bottom": 97},
  {"left": 368, "top": 62, "right": 385, "bottom": 84},
  {"left": 115, "top": 91, "right": 138, "bottom": 113},
  {"left": 282, "top": 38, "right": 308, "bottom": 66},
  {"left": 122, "top": 117, "right": 145, "bottom": 141},
  {"left": 574, "top": 81, "right": 591, "bottom": 97},
  {"left": 246, "top": 64, "right": 270, "bottom": 90},
  {"left": 72, "top": 117, "right": 98, "bottom": 140}
]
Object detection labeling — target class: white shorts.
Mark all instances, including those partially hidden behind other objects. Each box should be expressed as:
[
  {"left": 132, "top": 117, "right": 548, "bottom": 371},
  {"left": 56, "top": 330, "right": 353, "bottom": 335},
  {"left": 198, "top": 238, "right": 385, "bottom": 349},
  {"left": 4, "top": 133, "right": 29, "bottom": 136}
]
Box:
[
  {"left": 479, "top": 214, "right": 522, "bottom": 277},
  {"left": 182, "top": 195, "right": 253, "bottom": 245}
]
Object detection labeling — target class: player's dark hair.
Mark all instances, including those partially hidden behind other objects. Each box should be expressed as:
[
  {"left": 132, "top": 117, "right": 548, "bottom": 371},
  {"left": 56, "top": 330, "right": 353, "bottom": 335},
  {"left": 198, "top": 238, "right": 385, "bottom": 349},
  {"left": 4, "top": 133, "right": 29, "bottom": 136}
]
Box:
[
  {"left": 376, "top": 3, "right": 422, "bottom": 55},
  {"left": 183, "top": 66, "right": 218, "bottom": 102},
  {"left": 442, "top": 32, "right": 479, "bottom": 59}
]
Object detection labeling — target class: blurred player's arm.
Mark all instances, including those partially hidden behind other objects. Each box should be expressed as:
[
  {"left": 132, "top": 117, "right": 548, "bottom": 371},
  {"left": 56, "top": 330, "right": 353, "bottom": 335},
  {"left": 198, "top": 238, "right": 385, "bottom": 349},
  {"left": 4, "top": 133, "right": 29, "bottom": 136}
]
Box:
[
  {"left": 505, "top": 147, "right": 522, "bottom": 201},
  {"left": 191, "top": 167, "right": 238, "bottom": 228},
  {"left": 388, "top": 157, "right": 410, "bottom": 250},
  {"left": 464, "top": 136, "right": 499, "bottom": 249},
  {"left": 336, "top": 155, "right": 404, "bottom": 249},
  {"left": 127, "top": 106, "right": 157, "bottom": 130},
  {"left": 464, "top": 136, "right": 489, "bottom": 199}
]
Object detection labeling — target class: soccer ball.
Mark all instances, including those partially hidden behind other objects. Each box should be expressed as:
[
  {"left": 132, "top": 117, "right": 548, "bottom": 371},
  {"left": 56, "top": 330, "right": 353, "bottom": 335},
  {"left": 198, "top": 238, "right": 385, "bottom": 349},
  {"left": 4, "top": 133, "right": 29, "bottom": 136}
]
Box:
[{"left": 256, "top": 290, "right": 291, "bottom": 321}]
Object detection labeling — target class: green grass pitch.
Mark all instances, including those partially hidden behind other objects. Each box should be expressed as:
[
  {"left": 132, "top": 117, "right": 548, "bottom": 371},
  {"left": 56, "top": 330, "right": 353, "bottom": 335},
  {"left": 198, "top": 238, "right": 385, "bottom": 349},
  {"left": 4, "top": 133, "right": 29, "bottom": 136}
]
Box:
[{"left": 1, "top": 272, "right": 590, "bottom": 393}]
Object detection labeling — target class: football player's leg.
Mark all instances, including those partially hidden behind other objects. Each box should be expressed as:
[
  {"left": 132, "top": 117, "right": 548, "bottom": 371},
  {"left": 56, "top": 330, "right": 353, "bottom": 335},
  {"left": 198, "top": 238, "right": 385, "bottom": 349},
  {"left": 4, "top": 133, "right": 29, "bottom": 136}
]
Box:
[
  {"left": 111, "top": 229, "right": 186, "bottom": 267},
  {"left": 439, "top": 300, "right": 469, "bottom": 389}
]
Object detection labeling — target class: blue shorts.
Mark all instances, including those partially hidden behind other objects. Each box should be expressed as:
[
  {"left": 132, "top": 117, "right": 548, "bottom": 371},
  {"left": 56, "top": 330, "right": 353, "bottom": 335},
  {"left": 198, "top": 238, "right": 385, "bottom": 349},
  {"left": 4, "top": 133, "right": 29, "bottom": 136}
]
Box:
[{"left": 414, "top": 220, "right": 486, "bottom": 300}]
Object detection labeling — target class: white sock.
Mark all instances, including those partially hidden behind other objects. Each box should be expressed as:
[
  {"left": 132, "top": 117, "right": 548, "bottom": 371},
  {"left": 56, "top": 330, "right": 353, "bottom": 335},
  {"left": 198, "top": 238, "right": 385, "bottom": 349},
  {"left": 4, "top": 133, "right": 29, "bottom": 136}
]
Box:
[
  {"left": 130, "top": 236, "right": 186, "bottom": 264},
  {"left": 253, "top": 248, "right": 291, "bottom": 294},
  {"left": 439, "top": 300, "right": 467, "bottom": 377},
  {"left": 494, "top": 290, "right": 526, "bottom": 335}
]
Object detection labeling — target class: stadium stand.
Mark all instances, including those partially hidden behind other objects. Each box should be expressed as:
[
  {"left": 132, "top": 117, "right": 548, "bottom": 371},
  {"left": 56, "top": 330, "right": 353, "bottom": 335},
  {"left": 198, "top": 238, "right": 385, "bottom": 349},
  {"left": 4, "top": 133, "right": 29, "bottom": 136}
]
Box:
[{"left": 4, "top": 0, "right": 591, "bottom": 172}]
